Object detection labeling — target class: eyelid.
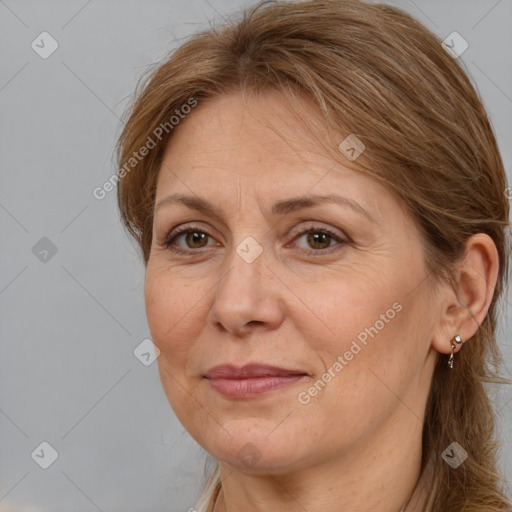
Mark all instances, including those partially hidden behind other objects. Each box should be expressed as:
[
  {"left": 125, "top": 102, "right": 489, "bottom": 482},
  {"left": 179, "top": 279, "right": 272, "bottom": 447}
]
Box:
[{"left": 289, "top": 220, "right": 348, "bottom": 240}]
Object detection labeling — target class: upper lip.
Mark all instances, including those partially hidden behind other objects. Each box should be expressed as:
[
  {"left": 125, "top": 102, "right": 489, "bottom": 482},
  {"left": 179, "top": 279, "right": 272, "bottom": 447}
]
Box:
[{"left": 205, "top": 364, "right": 308, "bottom": 379}]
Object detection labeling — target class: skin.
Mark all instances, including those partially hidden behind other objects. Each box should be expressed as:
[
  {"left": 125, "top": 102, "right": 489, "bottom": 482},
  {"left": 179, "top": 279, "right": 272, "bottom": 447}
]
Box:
[{"left": 144, "top": 89, "right": 499, "bottom": 512}]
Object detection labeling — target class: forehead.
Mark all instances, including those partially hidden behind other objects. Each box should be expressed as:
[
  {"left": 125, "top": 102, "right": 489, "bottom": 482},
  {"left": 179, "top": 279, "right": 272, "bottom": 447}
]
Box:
[
  {"left": 161, "top": 90, "right": 334, "bottom": 173},
  {"left": 158, "top": 90, "right": 364, "bottom": 188},
  {"left": 154, "top": 90, "right": 407, "bottom": 227}
]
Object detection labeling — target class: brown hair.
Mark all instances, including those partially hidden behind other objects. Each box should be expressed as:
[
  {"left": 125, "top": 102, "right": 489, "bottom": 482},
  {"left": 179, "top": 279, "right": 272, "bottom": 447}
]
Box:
[{"left": 115, "top": 0, "right": 511, "bottom": 509}]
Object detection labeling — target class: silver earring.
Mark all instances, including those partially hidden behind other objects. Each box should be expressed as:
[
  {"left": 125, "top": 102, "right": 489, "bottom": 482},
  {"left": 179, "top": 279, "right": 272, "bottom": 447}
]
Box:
[{"left": 448, "top": 335, "right": 463, "bottom": 369}]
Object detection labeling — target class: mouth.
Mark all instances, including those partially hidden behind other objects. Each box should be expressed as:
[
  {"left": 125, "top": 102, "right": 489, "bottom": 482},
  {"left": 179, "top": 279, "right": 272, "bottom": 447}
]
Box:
[{"left": 204, "top": 363, "right": 308, "bottom": 399}]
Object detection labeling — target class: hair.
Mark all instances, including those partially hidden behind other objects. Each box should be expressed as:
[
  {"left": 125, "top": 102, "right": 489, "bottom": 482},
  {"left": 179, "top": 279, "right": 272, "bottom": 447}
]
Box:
[{"left": 115, "top": 0, "right": 511, "bottom": 510}]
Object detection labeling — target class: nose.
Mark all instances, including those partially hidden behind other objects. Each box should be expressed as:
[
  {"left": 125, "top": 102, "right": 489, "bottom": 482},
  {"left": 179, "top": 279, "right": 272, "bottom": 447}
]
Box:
[{"left": 208, "top": 241, "right": 285, "bottom": 336}]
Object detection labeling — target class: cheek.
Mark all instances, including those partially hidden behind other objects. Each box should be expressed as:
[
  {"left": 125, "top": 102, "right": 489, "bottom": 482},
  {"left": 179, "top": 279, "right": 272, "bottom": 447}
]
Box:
[
  {"left": 296, "top": 265, "right": 401, "bottom": 351},
  {"left": 144, "top": 269, "right": 210, "bottom": 426},
  {"left": 291, "top": 265, "right": 420, "bottom": 406},
  {"left": 144, "top": 267, "right": 206, "bottom": 364}
]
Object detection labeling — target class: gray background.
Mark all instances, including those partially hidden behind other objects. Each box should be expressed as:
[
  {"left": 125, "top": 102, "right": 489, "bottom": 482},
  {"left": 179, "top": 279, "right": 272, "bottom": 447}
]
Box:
[{"left": 1, "top": 0, "right": 511, "bottom": 511}]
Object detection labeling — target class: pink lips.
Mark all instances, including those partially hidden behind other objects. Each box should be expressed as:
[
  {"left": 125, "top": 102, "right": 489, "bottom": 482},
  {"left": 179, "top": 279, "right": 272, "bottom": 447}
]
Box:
[{"left": 204, "top": 364, "right": 307, "bottom": 399}]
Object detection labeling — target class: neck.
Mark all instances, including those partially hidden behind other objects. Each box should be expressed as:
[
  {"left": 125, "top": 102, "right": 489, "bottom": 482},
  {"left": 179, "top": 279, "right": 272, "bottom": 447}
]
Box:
[{"left": 212, "top": 414, "right": 432, "bottom": 512}]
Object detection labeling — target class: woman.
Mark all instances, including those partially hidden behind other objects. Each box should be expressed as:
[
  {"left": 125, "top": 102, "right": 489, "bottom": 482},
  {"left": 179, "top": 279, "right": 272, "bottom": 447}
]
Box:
[{"left": 115, "top": 0, "right": 511, "bottom": 510}]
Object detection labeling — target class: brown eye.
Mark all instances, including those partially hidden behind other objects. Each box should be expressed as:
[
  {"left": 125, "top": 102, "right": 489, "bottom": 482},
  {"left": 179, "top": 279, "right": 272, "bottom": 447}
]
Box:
[
  {"left": 293, "top": 226, "right": 348, "bottom": 254},
  {"left": 161, "top": 227, "right": 215, "bottom": 253},
  {"left": 305, "top": 232, "right": 333, "bottom": 250},
  {"left": 182, "top": 231, "right": 209, "bottom": 249}
]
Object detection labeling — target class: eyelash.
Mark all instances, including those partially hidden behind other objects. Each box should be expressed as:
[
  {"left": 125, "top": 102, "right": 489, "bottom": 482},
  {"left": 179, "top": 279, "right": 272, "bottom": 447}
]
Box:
[{"left": 158, "top": 223, "right": 349, "bottom": 256}]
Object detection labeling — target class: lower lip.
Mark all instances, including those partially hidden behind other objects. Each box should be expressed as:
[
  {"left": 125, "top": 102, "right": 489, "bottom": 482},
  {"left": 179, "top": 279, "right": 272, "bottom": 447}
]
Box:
[{"left": 207, "top": 375, "right": 306, "bottom": 398}]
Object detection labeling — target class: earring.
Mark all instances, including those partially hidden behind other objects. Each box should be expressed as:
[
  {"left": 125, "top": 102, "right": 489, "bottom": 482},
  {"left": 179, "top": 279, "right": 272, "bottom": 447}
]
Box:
[{"left": 448, "top": 335, "right": 463, "bottom": 369}]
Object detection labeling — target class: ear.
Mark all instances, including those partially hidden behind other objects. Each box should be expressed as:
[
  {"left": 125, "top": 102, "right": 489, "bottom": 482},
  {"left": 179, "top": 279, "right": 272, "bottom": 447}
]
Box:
[{"left": 431, "top": 233, "right": 500, "bottom": 355}]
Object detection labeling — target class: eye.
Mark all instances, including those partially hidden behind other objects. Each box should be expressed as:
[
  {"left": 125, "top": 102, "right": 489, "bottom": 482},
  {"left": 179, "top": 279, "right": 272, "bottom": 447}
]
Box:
[
  {"left": 159, "top": 225, "right": 217, "bottom": 254},
  {"left": 291, "top": 225, "right": 348, "bottom": 254},
  {"left": 158, "top": 223, "right": 349, "bottom": 255}
]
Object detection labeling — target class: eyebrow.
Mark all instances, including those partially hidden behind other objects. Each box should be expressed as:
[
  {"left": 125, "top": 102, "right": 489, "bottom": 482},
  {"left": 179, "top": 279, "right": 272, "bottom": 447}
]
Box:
[{"left": 154, "top": 193, "right": 375, "bottom": 223}]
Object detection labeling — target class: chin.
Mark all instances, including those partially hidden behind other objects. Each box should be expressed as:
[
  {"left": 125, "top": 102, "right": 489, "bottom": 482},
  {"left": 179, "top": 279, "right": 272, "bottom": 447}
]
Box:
[{"left": 197, "top": 421, "right": 317, "bottom": 475}]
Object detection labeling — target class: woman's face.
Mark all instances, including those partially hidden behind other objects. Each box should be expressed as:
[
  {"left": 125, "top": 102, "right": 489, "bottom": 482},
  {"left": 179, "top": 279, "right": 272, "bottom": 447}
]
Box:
[{"left": 145, "top": 90, "right": 440, "bottom": 474}]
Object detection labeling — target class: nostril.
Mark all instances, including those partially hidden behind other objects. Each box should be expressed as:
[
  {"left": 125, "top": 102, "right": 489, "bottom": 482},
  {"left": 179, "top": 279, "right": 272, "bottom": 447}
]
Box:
[{"left": 247, "top": 320, "right": 264, "bottom": 327}]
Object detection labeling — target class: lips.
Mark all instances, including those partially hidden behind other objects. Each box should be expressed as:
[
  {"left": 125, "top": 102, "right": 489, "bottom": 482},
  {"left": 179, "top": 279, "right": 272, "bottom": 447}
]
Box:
[
  {"left": 204, "top": 364, "right": 308, "bottom": 399},
  {"left": 205, "top": 363, "right": 307, "bottom": 379}
]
